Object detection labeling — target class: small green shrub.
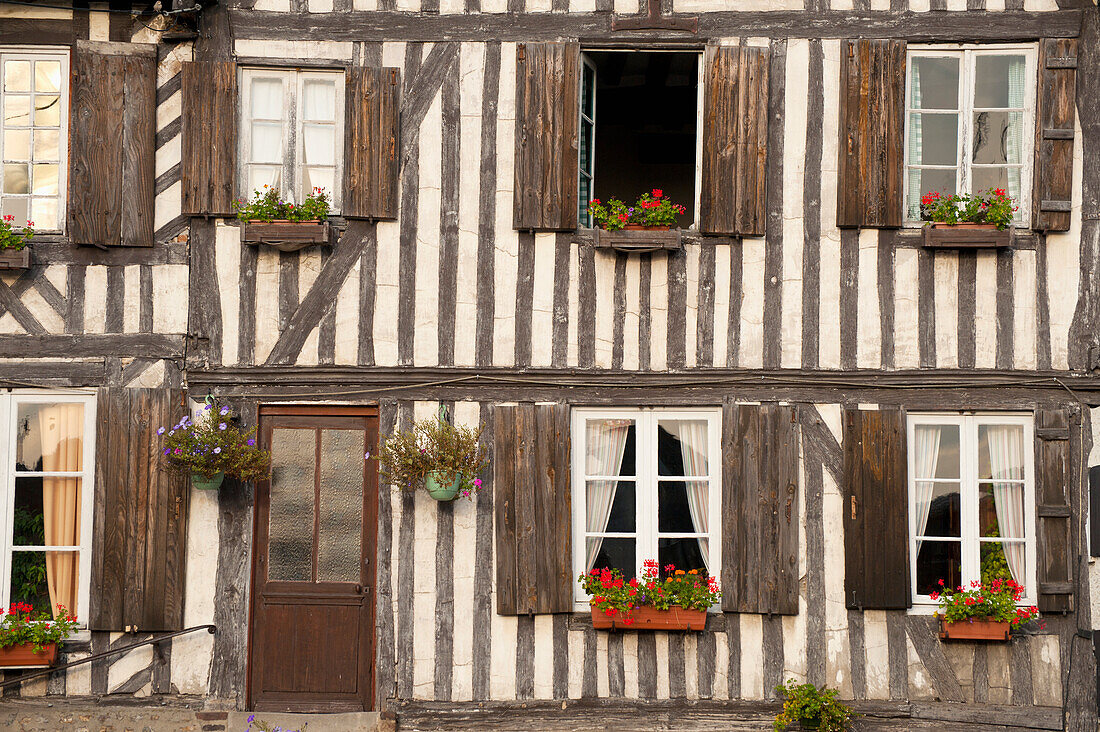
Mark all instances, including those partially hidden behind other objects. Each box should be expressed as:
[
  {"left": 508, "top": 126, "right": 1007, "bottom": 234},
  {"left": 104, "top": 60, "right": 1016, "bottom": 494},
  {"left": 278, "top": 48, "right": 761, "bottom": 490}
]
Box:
[
  {"left": 0, "top": 602, "right": 79, "bottom": 652},
  {"left": 234, "top": 185, "right": 330, "bottom": 222},
  {"left": 0, "top": 215, "right": 33, "bottom": 251},
  {"left": 774, "top": 680, "right": 855, "bottom": 731},
  {"left": 919, "top": 188, "right": 1016, "bottom": 230},
  {"left": 374, "top": 417, "right": 488, "bottom": 499}
]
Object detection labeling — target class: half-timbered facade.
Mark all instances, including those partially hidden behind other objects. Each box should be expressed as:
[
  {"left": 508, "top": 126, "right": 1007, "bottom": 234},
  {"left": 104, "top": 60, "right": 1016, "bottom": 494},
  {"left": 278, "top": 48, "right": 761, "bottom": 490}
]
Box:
[{"left": 1, "top": 0, "right": 1099, "bottom": 728}]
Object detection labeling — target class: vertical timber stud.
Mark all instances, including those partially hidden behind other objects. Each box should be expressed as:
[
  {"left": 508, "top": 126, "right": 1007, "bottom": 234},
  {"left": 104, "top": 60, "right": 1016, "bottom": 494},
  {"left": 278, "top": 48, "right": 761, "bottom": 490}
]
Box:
[
  {"left": 344, "top": 67, "right": 400, "bottom": 220},
  {"left": 513, "top": 43, "right": 580, "bottom": 231},
  {"left": 1032, "top": 39, "right": 1076, "bottom": 233},
  {"left": 181, "top": 61, "right": 238, "bottom": 216},
  {"left": 843, "top": 409, "right": 910, "bottom": 610},
  {"left": 1035, "top": 409, "right": 1074, "bottom": 613},
  {"left": 700, "top": 43, "right": 770, "bottom": 237},
  {"left": 837, "top": 40, "right": 905, "bottom": 229}
]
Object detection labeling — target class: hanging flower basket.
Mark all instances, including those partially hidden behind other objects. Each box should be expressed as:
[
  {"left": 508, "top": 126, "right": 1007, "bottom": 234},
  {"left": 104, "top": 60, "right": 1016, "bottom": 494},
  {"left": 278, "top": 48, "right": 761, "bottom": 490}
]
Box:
[
  {"left": 0, "top": 642, "right": 58, "bottom": 669},
  {"left": 424, "top": 471, "right": 461, "bottom": 501},
  {"left": 591, "top": 604, "right": 707, "bottom": 631},
  {"left": 938, "top": 617, "right": 1011, "bottom": 642},
  {"left": 159, "top": 402, "right": 271, "bottom": 487},
  {"left": 373, "top": 409, "right": 489, "bottom": 501}
]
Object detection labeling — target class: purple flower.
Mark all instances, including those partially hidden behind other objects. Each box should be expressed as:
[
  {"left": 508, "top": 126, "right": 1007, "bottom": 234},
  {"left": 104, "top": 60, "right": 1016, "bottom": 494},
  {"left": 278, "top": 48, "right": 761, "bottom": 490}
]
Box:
[
  {"left": 220, "top": 406, "right": 229, "bottom": 416},
  {"left": 247, "top": 439, "right": 256, "bottom": 446},
  {"left": 364, "top": 451, "right": 371, "bottom": 460},
  {"left": 204, "top": 404, "right": 213, "bottom": 411},
  {"left": 163, "top": 448, "right": 170, "bottom": 456},
  {"left": 157, "top": 427, "right": 165, "bottom": 435},
  {"left": 219, "top": 423, "right": 227, "bottom": 430},
  {"left": 213, "top": 447, "right": 221, "bottom": 454}
]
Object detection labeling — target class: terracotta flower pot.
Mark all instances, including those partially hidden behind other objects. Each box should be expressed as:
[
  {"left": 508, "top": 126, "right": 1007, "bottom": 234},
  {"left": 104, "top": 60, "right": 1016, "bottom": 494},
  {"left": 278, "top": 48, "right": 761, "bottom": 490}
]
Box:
[
  {"left": 938, "top": 617, "right": 1011, "bottom": 641},
  {"left": 0, "top": 642, "right": 58, "bottom": 668},
  {"left": 590, "top": 605, "right": 707, "bottom": 631}
]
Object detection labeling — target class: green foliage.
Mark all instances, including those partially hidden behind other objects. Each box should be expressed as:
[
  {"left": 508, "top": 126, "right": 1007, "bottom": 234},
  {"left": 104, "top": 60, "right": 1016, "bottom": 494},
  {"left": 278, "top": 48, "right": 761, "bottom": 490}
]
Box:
[
  {"left": 0, "top": 601, "right": 79, "bottom": 652},
  {"left": 234, "top": 185, "right": 331, "bottom": 223},
  {"left": 11, "top": 506, "right": 47, "bottom": 608},
  {"left": 0, "top": 214, "right": 33, "bottom": 251},
  {"left": 932, "top": 577, "right": 1040, "bottom": 628},
  {"left": 587, "top": 188, "right": 688, "bottom": 230},
  {"left": 374, "top": 417, "right": 489, "bottom": 499},
  {"left": 159, "top": 403, "right": 271, "bottom": 482},
  {"left": 919, "top": 188, "right": 1016, "bottom": 230},
  {"left": 773, "top": 680, "right": 855, "bottom": 732},
  {"left": 579, "top": 560, "right": 721, "bottom": 623}
]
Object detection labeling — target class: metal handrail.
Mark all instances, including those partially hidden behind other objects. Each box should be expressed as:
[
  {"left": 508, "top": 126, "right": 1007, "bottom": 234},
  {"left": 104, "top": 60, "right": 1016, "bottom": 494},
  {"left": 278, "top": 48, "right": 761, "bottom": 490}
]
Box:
[{"left": 0, "top": 623, "right": 216, "bottom": 689}]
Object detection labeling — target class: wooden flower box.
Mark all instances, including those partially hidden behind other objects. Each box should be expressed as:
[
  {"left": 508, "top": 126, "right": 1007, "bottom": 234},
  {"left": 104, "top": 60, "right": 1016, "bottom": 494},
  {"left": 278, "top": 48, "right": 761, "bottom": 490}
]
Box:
[
  {"left": 595, "top": 226, "right": 682, "bottom": 253},
  {"left": 0, "top": 248, "right": 31, "bottom": 270},
  {"left": 921, "top": 223, "right": 1013, "bottom": 249},
  {"left": 591, "top": 605, "right": 707, "bottom": 631},
  {"left": 938, "top": 617, "right": 1011, "bottom": 641},
  {"left": 0, "top": 642, "right": 58, "bottom": 668},
  {"left": 241, "top": 220, "right": 331, "bottom": 251}
]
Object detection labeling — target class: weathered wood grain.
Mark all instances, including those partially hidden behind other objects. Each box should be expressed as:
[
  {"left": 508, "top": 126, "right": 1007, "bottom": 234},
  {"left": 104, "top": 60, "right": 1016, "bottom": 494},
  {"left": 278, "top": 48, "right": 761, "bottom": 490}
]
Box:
[
  {"left": 762, "top": 39, "right": 786, "bottom": 367},
  {"left": 1032, "top": 38, "right": 1076, "bottom": 232},
  {"left": 397, "top": 44, "right": 423, "bottom": 368},
  {"left": 438, "top": 60, "right": 461, "bottom": 368},
  {"left": 667, "top": 249, "right": 687, "bottom": 370},
  {"left": 1035, "top": 408, "right": 1074, "bottom": 613},
  {"left": 344, "top": 67, "right": 401, "bottom": 220},
  {"left": 839, "top": 229, "right": 858, "bottom": 369},
  {"left": 801, "top": 39, "right": 824, "bottom": 370},
  {"left": 904, "top": 616, "right": 966, "bottom": 703},
  {"left": 514, "top": 233, "right": 535, "bottom": 368},
  {"left": 472, "top": 402, "right": 494, "bottom": 699},
  {"left": 396, "top": 401, "right": 416, "bottom": 698},
  {"left": 181, "top": 61, "right": 237, "bottom": 216},
  {"left": 474, "top": 42, "right": 501, "bottom": 369}
]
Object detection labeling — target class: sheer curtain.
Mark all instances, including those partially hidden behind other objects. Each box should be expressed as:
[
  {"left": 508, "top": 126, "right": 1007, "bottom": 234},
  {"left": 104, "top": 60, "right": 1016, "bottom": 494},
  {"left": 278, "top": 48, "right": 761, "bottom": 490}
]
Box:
[
  {"left": 674, "top": 421, "right": 711, "bottom": 572},
  {"left": 986, "top": 425, "right": 1026, "bottom": 584},
  {"left": 38, "top": 404, "right": 82, "bottom": 618},
  {"left": 907, "top": 60, "right": 924, "bottom": 220},
  {"left": 913, "top": 425, "right": 942, "bottom": 553},
  {"left": 585, "top": 421, "right": 631, "bottom": 570},
  {"left": 1005, "top": 56, "right": 1026, "bottom": 215}
]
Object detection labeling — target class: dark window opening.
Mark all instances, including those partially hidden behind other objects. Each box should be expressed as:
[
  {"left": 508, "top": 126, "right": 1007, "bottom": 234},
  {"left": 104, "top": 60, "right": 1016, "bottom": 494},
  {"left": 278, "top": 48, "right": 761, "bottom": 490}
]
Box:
[{"left": 580, "top": 50, "right": 699, "bottom": 229}]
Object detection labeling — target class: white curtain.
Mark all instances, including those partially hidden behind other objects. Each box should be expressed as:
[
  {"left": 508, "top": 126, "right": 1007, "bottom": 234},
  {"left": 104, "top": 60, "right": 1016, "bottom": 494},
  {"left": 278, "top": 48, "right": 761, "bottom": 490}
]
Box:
[
  {"left": 907, "top": 59, "right": 924, "bottom": 220},
  {"left": 1005, "top": 56, "right": 1026, "bottom": 212},
  {"left": 913, "top": 425, "right": 942, "bottom": 553},
  {"left": 674, "top": 421, "right": 711, "bottom": 572},
  {"left": 585, "top": 421, "right": 631, "bottom": 570},
  {"left": 302, "top": 79, "right": 336, "bottom": 122},
  {"left": 986, "top": 425, "right": 1026, "bottom": 584}
]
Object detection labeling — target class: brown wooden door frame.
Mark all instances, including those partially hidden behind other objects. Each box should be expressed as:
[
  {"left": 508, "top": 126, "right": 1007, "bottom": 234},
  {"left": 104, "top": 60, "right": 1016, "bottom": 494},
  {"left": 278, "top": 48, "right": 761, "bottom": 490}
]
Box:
[{"left": 246, "top": 404, "right": 379, "bottom": 712}]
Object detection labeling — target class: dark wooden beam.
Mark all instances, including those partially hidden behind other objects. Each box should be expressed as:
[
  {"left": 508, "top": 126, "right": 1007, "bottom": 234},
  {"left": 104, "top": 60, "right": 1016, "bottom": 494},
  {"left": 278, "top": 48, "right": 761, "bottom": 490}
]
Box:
[
  {"left": 29, "top": 235, "right": 189, "bottom": 266},
  {"left": 0, "top": 334, "right": 185, "bottom": 358},
  {"left": 0, "top": 19, "right": 73, "bottom": 46},
  {"left": 0, "top": 360, "right": 105, "bottom": 386}
]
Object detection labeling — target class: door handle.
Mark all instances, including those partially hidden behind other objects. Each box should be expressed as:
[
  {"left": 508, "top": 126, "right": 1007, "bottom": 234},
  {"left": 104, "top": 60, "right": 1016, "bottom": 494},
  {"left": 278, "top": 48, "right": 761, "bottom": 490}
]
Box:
[{"left": 355, "top": 584, "right": 363, "bottom": 593}]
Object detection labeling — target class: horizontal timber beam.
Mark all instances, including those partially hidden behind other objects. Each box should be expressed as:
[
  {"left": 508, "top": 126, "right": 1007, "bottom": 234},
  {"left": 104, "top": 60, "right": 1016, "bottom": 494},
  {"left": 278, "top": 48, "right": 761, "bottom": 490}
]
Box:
[
  {"left": 0, "top": 360, "right": 104, "bottom": 387},
  {"left": 0, "top": 334, "right": 185, "bottom": 359},
  {"left": 229, "top": 9, "right": 1082, "bottom": 42}
]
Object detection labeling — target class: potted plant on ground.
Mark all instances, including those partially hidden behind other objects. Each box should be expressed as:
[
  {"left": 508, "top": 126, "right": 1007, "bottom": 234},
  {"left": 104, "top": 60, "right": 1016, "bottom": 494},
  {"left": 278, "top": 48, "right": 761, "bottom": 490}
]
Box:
[
  {"left": 0, "top": 215, "right": 33, "bottom": 270},
  {"left": 0, "top": 602, "right": 78, "bottom": 669},
  {"left": 588, "top": 189, "right": 687, "bottom": 252},
  {"left": 235, "top": 185, "right": 332, "bottom": 251},
  {"left": 920, "top": 188, "right": 1016, "bottom": 248},
  {"left": 933, "top": 577, "right": 1040, "bottom": 641},
  {"left": 773, "top": 680, "right": 855, "bottom": 731},
  {"left": 579, "top": 559, "right": 720, "bottom": 631},
  {"left": 374, "top": 413, "right": 489, "bottom": 501},
  {"left": 159, "top": 403, "right": 271, "bottom": 491}
]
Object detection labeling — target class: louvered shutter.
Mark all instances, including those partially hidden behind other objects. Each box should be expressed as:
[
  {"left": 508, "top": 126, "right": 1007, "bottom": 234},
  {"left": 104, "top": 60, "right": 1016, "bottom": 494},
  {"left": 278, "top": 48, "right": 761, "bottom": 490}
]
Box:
[
  {"left": 722, "top": 402, "right": 800, "bottom": 615},
  {"left": 837, "top": 40, "right": 906, "bottom": 229},
  {"left": 90, "top": 388, "right": 190, "bottom": 631},
  {"left": 513, "top": 43, "right": 580, "bottom": 232},
  {"left": 1032, "top": 39, "right": 1077, "bottom": 232},
  {"left": 68, "top": 41, "right": 156, "bottom": 247},
  {"left": 699, "top": 44, "right": 770, "bottom": 237},
  {"left": 344, "top": 66, "right": 400, "bottom": 220},
  {"left": 1035, "top": 408, "right": 1075, "bottom": 613},
  {"left": 181, "top": 61, "right": 238, "bottom": 216},
  {"left": 494, "top": 403, "right": 572, "bottom": 615},
  {"left": 842, "top": 408, "right": 910, "bottom": 610}
]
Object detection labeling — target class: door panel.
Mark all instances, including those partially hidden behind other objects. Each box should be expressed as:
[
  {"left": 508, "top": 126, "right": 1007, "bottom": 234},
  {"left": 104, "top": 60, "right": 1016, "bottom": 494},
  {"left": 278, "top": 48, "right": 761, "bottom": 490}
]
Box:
[{"left": 248, "top": 407, "right": 378, "bottom": 712}]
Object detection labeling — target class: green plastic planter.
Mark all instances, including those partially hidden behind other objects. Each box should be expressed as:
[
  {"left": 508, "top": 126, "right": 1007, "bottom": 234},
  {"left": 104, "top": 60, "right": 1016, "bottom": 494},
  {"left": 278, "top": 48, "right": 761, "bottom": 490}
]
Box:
[
  {"left": 192, "top": 472, "right": 225, "bottom": 491},
  {"left": 425, "top": 472, "right": 461, "bottom": 501}
]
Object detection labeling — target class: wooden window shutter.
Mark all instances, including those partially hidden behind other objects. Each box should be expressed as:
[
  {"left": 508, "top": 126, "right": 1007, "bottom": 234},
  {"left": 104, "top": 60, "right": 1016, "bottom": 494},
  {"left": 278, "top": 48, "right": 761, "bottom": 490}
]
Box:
[
  {"left": 90, "top": 388, "right": 190, "bottom": 631},
  {"left": 493, "top": 403, "right": 572, "bottom": 615},
  {"left": 1032, "top": 39, "right": 1077, "bottom": 232},
  {"left": 837, "top": 39, "right": 906, "bottom": 229},
  {"left": 699, "top": 44, "right": 770, "bottom": 237},
  {"left": 512, "top": 43, "right": 580, "bottom": 232},
  {"left": 68, "top": 41, "right": 156, "bottom": 247},
  {"left": 842, "top": 408, "right": 909, "bottom": 610},
  {"left": 181, "top": 60, "right": 238, "bottom": 217},
  {"left": 721, "top": 402, "right": 799, "bottom": 615},
  {"left": 1035, "top": 408, "right": 1075, "bottom": 613},
  {"left": 343, "top": 66, "right": 400, "bottom": 220}
]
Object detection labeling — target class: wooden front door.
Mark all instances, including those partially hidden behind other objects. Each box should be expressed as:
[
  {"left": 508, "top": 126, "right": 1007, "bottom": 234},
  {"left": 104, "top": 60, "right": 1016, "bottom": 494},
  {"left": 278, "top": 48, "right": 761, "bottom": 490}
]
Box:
[{"left": 248, "top": 406, "right": 378, "bottom": 712}]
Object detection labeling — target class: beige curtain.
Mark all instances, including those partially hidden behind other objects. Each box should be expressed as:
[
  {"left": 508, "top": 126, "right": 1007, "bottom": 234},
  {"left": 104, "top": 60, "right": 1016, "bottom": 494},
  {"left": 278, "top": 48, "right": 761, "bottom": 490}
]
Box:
[{"left": 38, "top": 404, "right": 83, "bottom": 619}]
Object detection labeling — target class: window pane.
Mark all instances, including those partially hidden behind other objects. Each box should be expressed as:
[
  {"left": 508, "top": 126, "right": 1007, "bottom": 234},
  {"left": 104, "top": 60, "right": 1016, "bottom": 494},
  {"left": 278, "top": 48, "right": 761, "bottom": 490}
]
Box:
[
  {"left": 4, "top": 95, "right": 31, "bottom": 126},
  {"left": 317, "top": 429, "right": 362, "bottom": 583},
  {"left": 914, "top": 481, "right": 960, "bottom": 537},
  {"left": 10, "top": 550, "right": 78, "bottom": 618},
  {"left": 33, "top": 164, "right": 58, "bottom": 196},
  {"left": 909, "top": 113, "right": 958, "bottom": 167},
  {"left": 915, "top": 539, "right": 961, "bottom": 596},
  {"left": 248, "top": 166, "right": 281, "bottom": 195},
  {"left": 587, "top": 479, "right": 635, "bottom": 532},
  {"left": 910, "top": 56, "right": 959, "bottom": 110},
  {"left": 585, "top": 419, "right": 634, "bottom": 476},
  {"left": 906, "top": 168, "right": 956, "bottom": 220},
  {"left": 657, "top": 420, "right": 708, "bottom": 476},
  {"left": 972, "top": 166, "right": 1010, "bottom": 195},
  {"left": 658, "top": 537, "right": 707, "bottom": 575},
  {"left": 972, "top": 111, "right": 1023, "bottom": 166},
  {"left": 582, "top": 64, "right": 595, "bottom": 119},
  {"left": 250, "top": 77, "right": 284, "bottom": 119},
  {"left": 302, "top": 125, "right": 335, "bottom": 165},
  {"left": 31, "top": 197, "right": 57, "bottom": 230},
  {"left": 4, "top": 129, "right": 31, "bottom": 160},
  {"left": 251, "top": 122, "right": 283, "bottom": 164},
  {"left": 586, "top": 537, "right": 635, "bottom": 579},
  {"left": 979, "top": 483, "right": 1025, "bottom": 538},
  {"left": 16, "top": 402, "right": 84, "bottom": 472},
  {"left": 33, "top": 128, "right": 59, "bottom": 160},
  {"left": 980, "top": 540, "right": 1024, "bottom": 586},
  {"left": 978, "top": 424, "right": 1024, "bottom": 480},
  {"left": 302, "top": 79, "right": 336, "bottom": 121},
  {"left": 974, "top": 55, "right": 1027, "bottom": 109},
  {"left": 658, "top": 480, "right": 709, "bottom": 534},
  {"left": 268, "top": 428, "right": 316, "bottom": 582},
  {"left": 911, "top": 424, "right": 960, "bottom": 480},
  {"left": 14, "top": 476, "right": 81, "bottom": 547},
  {"left": 34, "top": 94, "right": 60, "bottom": 127},
  {"left": 1, "top": 196, "right": 28, "bottom": 224},
  {"left": 302, "top": 168, "right": 334, "bottom": 200},
  {"left": 4, "top": 60, "right": 31, "bottom": 92},
  {"left": 34, "top": 61, "right": 61, "bottom": 93},
  {"left": 3, "top": 162, "right": 29, "bottom": 194}
]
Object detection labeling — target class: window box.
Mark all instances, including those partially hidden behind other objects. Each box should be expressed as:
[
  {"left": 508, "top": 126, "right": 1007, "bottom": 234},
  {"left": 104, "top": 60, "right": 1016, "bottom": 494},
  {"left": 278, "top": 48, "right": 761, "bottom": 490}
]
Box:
[
  {"left": 938, "top": 617, "right": 1011, "bottom": 642},
  {"left": 241, "top": 220, "right": 331, "bottom": 251},
  {"left": 590, "top": 605, "right": 706, "bottom": 631},
  {"left": 921, "top": 223, "right": 1013, "bottom": 249},
  {"left": 0, "top": 248, "right": 31, "bottom": 270},
  {"left": 0, "top": 642, "right": 58, "bottom": 669},
  {"left": 594, "top": 227, "right": 682, "bottom": 253}
]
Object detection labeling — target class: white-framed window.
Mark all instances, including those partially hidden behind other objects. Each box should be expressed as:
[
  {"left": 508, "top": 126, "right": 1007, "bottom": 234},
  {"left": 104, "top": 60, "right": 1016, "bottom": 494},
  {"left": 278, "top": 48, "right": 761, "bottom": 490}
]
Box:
[
  {"left": 907, "top": 413, "right": 1036, "bottom": 606},
  {"left": 571, "top": 407, "right": 721, "bottom": 608},
  {"left": 1, "top": 49, "right": 69, "bottom": 231},
  {"left": 904, "top": 45, "right": 1037, "bottom": 226},
  {"left": 0, "top": 391, "right": 95, "bottom": 623},
  {"left": 239, "top": 67, "right": 344, "bottom": 212}
]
